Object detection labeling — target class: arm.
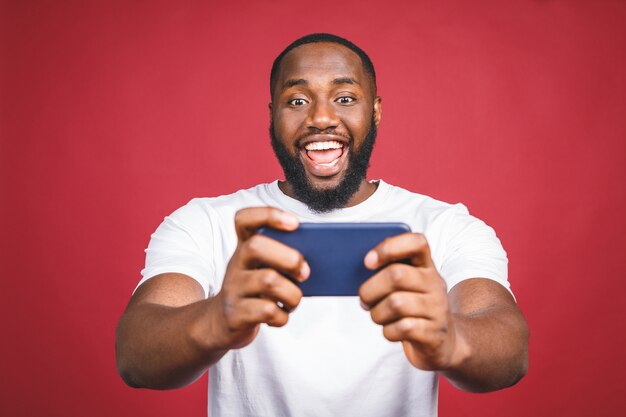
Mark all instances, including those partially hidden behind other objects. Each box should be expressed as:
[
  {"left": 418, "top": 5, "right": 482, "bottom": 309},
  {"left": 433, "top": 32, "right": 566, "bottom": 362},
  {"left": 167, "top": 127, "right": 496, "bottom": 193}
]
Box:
[
  {"left": 440, "top": 278, "right": 528, "bottom": 392},
  {"left": 359, "top": 233, "right": 528, "bottom": 393},
  {"left": 116, "top": 273, "right": 224, "bottom": 389},
  {"left": 115, "top": 207, "right": 310, "bottom": 390}
]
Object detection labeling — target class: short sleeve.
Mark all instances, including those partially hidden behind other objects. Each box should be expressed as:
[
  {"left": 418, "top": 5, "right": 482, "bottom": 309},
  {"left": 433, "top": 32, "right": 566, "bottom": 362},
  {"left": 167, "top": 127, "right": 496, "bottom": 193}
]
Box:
[
  {"left": 431, "top": 204, "right": 511, "bottom": 297},
  {"left": 137, "top": 202, "right": 216, "bottom": 297}
]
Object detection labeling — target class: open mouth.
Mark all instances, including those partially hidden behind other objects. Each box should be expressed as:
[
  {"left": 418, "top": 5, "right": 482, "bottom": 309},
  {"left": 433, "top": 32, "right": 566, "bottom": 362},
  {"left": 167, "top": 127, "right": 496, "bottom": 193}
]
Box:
[
  {"left": 297, "top": 135, "right": 350, "bottom": 180},
  {"left": 304, "top": 140, "right": 345, "bottom": 167}
]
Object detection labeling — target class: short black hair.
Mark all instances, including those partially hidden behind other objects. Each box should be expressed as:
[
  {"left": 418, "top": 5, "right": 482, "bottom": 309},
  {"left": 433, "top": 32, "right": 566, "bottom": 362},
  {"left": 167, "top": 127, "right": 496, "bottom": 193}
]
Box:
[{"left": 270, "top": 33, "right": 377, "bottom": 98}]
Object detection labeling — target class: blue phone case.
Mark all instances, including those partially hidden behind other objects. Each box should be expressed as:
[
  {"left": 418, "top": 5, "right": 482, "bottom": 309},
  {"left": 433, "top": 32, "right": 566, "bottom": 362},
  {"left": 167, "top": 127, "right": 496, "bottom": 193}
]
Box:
[{"left": 258, "top": 222, "right": 410, "bottom": 296}]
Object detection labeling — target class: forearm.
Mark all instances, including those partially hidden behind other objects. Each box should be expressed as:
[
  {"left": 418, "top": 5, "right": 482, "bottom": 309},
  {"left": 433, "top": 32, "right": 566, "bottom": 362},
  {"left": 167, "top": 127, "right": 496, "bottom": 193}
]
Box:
[
  {"left": 440, "top": 305, "right": 529, "bottom": 392},
  {"left": 115, "top": 298, "right": 227, "bottom": 390}
]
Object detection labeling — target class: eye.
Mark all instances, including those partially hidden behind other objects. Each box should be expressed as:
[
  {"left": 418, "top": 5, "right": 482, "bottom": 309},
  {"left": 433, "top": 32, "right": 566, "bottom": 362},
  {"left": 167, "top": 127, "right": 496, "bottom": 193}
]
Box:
[
  {"left": 288, "top": 98, "right": 308, "bottom": 106},
  {"left": 336, "top": 96, "right": 355, "bottom": 104}
]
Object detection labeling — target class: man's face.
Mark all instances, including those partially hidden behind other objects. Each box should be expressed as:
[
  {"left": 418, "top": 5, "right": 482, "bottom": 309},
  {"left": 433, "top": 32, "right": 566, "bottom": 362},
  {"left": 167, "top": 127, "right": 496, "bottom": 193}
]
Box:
[{"left": 269, "top": 42, "right": 382, "bottom": 212}]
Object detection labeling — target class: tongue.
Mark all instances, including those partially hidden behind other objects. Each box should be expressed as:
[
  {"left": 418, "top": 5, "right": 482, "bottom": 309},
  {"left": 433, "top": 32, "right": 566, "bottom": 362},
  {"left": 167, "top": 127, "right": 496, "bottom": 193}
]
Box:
[{"left": 307, "top": 148, "right": 342, "bottom": 164}]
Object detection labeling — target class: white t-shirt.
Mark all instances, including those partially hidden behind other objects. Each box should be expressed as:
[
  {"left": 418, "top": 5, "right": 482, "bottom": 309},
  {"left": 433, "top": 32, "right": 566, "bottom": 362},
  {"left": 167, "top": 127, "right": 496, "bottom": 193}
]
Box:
[{"left": 139, "top": 180, "right": 510, "bottom": 417}]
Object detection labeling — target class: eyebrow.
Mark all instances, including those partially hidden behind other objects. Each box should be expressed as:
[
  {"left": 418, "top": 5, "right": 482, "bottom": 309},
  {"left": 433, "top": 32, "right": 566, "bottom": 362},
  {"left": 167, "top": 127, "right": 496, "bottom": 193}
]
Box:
[
  {"left": 281, "top": 77, "right": 361, "bottom": 91},
  {"left": 332, "top": 77, "right": 360, "bottom": 86},
  {"left": 282, "top": 78, "right": 308, "bottom": 90}
]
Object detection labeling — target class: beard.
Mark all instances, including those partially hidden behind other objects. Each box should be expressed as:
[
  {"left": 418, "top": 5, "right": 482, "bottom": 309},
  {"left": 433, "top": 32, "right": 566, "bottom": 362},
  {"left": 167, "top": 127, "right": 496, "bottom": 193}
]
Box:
[{"left": 270, "top": 118, "right": 377, "bottom": 213}]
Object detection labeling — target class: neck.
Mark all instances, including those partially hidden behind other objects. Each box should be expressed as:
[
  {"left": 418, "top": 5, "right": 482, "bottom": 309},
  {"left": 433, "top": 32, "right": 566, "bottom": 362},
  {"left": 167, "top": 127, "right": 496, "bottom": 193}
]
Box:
[{"left": 278, "top": 179, "right": 377, "bottom": 209}]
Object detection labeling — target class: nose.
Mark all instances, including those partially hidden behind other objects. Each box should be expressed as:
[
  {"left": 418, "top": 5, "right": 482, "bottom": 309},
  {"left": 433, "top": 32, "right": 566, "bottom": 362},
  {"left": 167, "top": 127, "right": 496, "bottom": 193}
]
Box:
[{"left": 306, "top": 100, "right": 339, "bottom": 131}]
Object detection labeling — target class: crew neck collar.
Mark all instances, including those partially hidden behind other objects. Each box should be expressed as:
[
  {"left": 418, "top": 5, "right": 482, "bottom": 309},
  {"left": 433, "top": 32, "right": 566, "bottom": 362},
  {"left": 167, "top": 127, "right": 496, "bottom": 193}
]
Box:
[{"left": 265, "top": 180, "right": 389, "bottom": 221}]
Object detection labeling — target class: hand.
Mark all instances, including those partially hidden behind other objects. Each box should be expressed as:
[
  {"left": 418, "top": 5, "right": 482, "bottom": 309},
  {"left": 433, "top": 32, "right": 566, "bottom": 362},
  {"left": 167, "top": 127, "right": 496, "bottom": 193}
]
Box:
[
  {"left": 359, "top": 233, "right": 468, "bottom": 371},
  {"left": 205, "top": 207, "right": 310, "bottom": 351}
]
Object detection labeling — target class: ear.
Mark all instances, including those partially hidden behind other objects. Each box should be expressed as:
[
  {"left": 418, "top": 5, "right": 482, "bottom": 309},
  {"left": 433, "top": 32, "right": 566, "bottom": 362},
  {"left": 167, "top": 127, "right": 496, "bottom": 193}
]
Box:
[
  {"left": 373, "top": 96, "right": 382, "bottom": 127},
  {"left": 268, "top": 102, "right": 273, "bottom": 120}
]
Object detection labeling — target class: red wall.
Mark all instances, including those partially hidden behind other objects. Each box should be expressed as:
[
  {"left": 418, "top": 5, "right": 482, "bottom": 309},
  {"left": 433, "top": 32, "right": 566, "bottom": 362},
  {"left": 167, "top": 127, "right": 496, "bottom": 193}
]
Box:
[{"left": 2, "top": 1, "right": 625, "bottom": 416}]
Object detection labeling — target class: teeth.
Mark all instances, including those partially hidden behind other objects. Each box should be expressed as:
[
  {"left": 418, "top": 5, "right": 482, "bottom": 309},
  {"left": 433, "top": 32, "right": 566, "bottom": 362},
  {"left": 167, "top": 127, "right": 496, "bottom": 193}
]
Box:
[{"left": 304, "top": 141, "right": 343, "bottom": 151}]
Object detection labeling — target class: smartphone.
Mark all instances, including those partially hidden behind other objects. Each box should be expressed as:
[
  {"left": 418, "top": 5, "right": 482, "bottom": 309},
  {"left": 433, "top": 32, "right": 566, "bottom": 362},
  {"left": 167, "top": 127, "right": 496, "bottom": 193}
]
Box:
[{"left": 257, "top": 222, "right": 410, "bottom": 296}]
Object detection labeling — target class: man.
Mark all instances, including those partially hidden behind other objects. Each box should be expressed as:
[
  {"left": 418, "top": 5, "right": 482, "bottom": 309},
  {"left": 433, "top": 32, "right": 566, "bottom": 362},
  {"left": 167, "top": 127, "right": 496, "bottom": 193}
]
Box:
[{"left": 116, "top": 33, "right": 528, "bottom": 416}]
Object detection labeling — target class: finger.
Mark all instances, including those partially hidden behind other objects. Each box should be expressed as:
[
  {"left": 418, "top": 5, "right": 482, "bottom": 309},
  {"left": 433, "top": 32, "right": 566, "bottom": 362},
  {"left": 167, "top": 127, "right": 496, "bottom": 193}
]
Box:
[
  {"left": 359, "top": 263, "right": 428, "bottom": 308},
  {"left": 239, "top": 234, "right": 310, "bottom": 282},
  {"left": 364, "top": 232, "right": 433, "bottom": 270},
  {"left": 239, "top": 269, "right": 303, "bottom": 312},
  {"left": 226, "top": 298, "right": 291, "bottom": 329},
  {"left": 368, "top": 292, "right": 434, "bottom": 325},
  {"left": 381, "top": 317, "right": 431, "bottom": 343},
  {"left": 234, "top": 207, "right": 299, "bottom": 241}
]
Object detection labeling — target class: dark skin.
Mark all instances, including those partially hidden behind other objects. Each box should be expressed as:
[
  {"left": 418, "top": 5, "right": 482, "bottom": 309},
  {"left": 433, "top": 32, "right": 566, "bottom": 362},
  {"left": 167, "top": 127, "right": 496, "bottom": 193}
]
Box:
[
  {"left": 116, "top": 42, "right": 528, "bottom": 392},
  {"left": 269, "top": 42, "right": 381, "bottom": 203}
]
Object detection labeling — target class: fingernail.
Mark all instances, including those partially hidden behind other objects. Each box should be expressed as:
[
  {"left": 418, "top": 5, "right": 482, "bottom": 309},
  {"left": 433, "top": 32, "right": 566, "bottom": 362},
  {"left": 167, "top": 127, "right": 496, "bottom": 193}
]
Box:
[
  {"left": 300, "top": 262, "right": 310, "bottom": 280},
  {"left": 282, "top": 213, "right": 299, "bottom": 228},
  {"left": 359, "top": 299, "right": 370, "bottom": 311},
  {"left": 364, "top": 250, "right": 378, "bottom": 268}
]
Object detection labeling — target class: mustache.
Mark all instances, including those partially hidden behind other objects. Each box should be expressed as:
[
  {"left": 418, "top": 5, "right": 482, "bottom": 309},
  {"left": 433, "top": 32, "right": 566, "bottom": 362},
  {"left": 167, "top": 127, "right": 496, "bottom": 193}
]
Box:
[{"left": 295, "top": 129, "right": 352, "bottom": 148}]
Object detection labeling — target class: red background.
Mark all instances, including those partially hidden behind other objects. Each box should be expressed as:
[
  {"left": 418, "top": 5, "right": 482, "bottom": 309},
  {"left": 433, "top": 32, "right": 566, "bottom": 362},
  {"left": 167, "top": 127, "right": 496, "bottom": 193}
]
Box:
[{"left": 2, "top": 1, "right": 625, "bottom": 416}]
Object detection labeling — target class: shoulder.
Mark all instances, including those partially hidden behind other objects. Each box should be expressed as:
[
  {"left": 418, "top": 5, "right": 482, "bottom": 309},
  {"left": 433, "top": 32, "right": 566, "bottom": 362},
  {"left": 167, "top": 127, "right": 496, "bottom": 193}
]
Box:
[
  {"left": 379, "top": 181, "right": 471, "bottom": 229},
  {"left": 168, "top": 182, "right": 275, "bottom": 224},
  {"left": 381, "top": 183, "right": 510, "bottom": 293}
]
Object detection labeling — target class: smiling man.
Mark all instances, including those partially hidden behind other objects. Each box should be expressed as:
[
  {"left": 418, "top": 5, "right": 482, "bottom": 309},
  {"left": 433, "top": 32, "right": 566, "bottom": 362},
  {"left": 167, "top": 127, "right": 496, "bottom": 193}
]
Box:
[
  {"left": 269, "top": 39, "right": 380, "bottom": 212},
  {"left": 116, "top": 33, "right": 528, "bottom": 417}
]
